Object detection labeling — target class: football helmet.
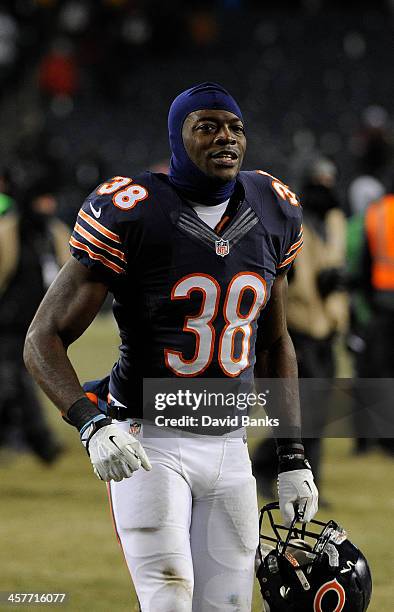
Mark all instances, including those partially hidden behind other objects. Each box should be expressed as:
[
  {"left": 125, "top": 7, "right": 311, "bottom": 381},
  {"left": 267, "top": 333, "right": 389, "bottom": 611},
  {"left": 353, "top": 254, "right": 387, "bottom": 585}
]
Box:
[{"left": 256, "top": 502, "right": 372, "bottom": 611}]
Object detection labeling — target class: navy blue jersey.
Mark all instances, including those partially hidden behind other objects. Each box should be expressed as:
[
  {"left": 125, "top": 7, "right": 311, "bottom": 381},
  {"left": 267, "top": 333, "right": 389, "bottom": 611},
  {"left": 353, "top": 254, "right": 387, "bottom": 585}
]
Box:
[{"left": 70, "top": 171, "right": 303, "bottom": 412}]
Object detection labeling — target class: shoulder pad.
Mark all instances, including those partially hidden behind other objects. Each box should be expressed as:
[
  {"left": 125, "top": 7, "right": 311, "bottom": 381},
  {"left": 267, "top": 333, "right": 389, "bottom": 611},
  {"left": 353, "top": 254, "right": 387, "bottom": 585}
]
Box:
[
  {"left": 240, "top": 171, "right": 303, "bottom": 273},
  {"left": 253, "top": 170, "right": 302, "bottom": 219},
  {"left": 90, "top": 174, "right": 150, "bottom": 218}
]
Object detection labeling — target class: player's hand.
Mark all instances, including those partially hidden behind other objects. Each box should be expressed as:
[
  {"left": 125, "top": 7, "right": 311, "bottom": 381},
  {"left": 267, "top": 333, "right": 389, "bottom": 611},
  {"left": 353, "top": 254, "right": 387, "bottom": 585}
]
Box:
[
  {"left": 277, "top": 466, "right": 318, "bottom": 526},
  {"left": 88, "top": 424, "right": 152, "bottom": 482}
]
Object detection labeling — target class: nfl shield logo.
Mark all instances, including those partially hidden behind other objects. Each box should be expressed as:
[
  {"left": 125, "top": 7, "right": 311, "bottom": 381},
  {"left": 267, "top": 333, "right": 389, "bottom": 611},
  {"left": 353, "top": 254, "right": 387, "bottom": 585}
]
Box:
[
  {"left": 129, "top": 422, "right": 141, "bottom": 436},
  {"left": 215, "top": 239, "right": 230, "bottom": 257}
]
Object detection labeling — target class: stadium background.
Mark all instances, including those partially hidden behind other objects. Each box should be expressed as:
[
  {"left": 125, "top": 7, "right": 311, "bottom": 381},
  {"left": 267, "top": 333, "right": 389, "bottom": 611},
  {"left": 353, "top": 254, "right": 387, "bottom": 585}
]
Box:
[{"left": 0, "top": 1, "right": 393, "bottom": 610}]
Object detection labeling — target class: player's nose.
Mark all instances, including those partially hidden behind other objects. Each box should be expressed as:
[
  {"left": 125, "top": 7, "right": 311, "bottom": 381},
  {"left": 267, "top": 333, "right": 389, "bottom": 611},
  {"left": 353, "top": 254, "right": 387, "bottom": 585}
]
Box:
[{"left": 214, "top": 125, "right": 236, "bottom": 144}]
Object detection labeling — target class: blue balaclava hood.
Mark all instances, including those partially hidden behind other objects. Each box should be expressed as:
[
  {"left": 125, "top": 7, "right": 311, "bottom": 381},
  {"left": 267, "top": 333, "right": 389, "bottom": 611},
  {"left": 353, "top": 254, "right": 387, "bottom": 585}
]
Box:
[{"left": 168, "top": 82, "right": 243, "bottom": 205}]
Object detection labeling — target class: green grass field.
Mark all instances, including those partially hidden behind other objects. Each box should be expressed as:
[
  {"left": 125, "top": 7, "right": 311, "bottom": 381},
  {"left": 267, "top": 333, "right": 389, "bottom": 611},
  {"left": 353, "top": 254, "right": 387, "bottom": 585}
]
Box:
[{"left": 1, "top": 315, "right": 393, "bottom": 611}]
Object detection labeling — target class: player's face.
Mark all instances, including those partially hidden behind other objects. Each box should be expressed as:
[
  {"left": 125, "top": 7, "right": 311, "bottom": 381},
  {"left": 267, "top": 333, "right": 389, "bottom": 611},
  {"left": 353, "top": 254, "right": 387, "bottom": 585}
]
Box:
[{"left": 182, "top": 110, "right": 246, "bottom": 182}]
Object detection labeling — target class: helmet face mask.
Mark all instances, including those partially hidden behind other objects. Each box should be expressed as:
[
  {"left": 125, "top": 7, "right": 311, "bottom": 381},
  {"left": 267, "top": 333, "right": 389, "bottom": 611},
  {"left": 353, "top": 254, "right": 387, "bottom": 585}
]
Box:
[{"left": 257, "top": 502, "right": 372, "bottom": 612}]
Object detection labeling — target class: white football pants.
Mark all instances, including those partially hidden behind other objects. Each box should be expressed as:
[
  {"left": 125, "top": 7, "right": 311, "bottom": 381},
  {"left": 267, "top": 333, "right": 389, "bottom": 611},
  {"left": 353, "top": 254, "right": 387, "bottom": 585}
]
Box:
[{"left": 107, "top": 420, "right": 259, "bottom": 612}]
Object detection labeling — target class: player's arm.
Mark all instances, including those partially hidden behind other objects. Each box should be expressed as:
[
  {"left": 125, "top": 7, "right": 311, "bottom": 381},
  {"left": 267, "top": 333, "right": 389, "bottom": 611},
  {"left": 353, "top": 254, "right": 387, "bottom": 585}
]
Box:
[
  {"left": 255, "top": 272, "right": 299, "bottom": 425},
  {"left": 24, "top": 257, "right": 151, "bottom": 480},
  {"left": 24, "top": 257, "right": 108, "bottom": 411},
  {"left": 254, "top": 272, "right": 318, "bottom": 525}
]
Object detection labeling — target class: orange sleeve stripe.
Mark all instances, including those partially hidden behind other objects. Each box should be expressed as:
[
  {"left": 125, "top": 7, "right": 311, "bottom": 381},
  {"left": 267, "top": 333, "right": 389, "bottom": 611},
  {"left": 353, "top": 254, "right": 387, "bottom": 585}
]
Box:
[
  {"left": 284, "top": 235, "right": 303, "bottom": 256},
  {"left": 70, "top": 236, "right": 124, "bottom": 274},
  {"left": 277, "top": 243, "right": 303, "bottom": 268},
  {"left": 75, "top": 222, "right": 126, "bottom": 263},
  {"left": 79, "top": 208, "right": 121, "bottom": 243}
]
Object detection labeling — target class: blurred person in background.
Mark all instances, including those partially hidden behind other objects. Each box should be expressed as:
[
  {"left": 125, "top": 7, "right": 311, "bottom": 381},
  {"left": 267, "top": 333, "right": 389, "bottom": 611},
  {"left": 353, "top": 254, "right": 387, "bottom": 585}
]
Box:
[
  {"left": 346, "top": 176, "right": 385, "bottom": 454},
  {"left": 253, "top": 157, "right": 349, "bottom": 503},
  {"left": 352, "top": 105, "right": 393, "bottom": 191},
  {"left": 360, "top": 185, "right": 394, "bottom": 455},
  {"left": 38, "top": 37, "right": 79, "bottom": 105},
  {"left": 0, "top": 178, "right": 70, "bottom": 463}
]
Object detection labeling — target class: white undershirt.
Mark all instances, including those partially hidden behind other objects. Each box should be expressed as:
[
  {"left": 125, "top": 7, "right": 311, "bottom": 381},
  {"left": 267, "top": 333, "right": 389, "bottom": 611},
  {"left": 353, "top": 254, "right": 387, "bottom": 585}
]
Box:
[{"left": 189, "top": 199, "right": 229, "bottom": 230}]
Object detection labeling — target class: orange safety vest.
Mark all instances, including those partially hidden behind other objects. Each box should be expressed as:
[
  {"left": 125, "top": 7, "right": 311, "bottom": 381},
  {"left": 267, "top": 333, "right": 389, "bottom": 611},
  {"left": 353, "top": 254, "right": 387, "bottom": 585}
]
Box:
[{"left": 365, "top": 195, "right": 394, "bottom": 291}]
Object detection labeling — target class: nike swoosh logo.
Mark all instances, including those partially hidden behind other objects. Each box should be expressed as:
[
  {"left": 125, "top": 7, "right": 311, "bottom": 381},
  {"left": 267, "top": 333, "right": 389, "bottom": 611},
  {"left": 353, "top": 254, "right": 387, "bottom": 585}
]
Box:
[
  {"left": 109, "top": 436, "right": 139, "bottom": 460},
  {"left": 90, "top": 202, "right": 101, "bottom": 218},
  {"left": 109, "top": 435, "right": 120, "bottom": 450}
]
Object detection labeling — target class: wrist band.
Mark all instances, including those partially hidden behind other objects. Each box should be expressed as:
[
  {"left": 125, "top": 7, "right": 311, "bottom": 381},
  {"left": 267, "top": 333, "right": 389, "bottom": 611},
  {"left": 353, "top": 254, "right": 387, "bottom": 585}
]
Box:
[
  {"left": 276, "top": 443, "right": 305, "bottom": 458},
  {"left": 277, "top": 439, "right": 306, "bottom": 473},
  {"left": 278, "top": 452, "right": 305, "bottom": 461},
  {"left": 66, "top": 396, "right": 103, "bottom": 431}
]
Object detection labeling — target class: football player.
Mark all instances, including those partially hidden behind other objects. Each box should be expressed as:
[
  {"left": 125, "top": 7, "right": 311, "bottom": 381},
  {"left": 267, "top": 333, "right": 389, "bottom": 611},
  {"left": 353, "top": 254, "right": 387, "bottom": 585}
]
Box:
[{"left": 24, "top": 83, "right": 318, "bottom": 611}]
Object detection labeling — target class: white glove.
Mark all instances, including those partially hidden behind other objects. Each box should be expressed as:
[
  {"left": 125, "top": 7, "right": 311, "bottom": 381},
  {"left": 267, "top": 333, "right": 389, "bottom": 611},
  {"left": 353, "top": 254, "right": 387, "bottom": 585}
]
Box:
[
  {"left": 277, "top": 468, "right": 318, "bottom": 526},
  {"left": 88, "top": 424, "right": 152, "bottom": 482}
]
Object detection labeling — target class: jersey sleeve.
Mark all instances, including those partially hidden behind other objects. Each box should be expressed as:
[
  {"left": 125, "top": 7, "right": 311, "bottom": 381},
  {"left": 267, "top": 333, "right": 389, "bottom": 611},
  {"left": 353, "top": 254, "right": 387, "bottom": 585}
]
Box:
[
  {"left": 277, "top": 217, "right": 303, "bottom": 273},
  {"left": 254, "top": 170, "right": 304, "bottom": 275},
  {"left": 69, "top": 183, "right": 128, "bottom": 284}
]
